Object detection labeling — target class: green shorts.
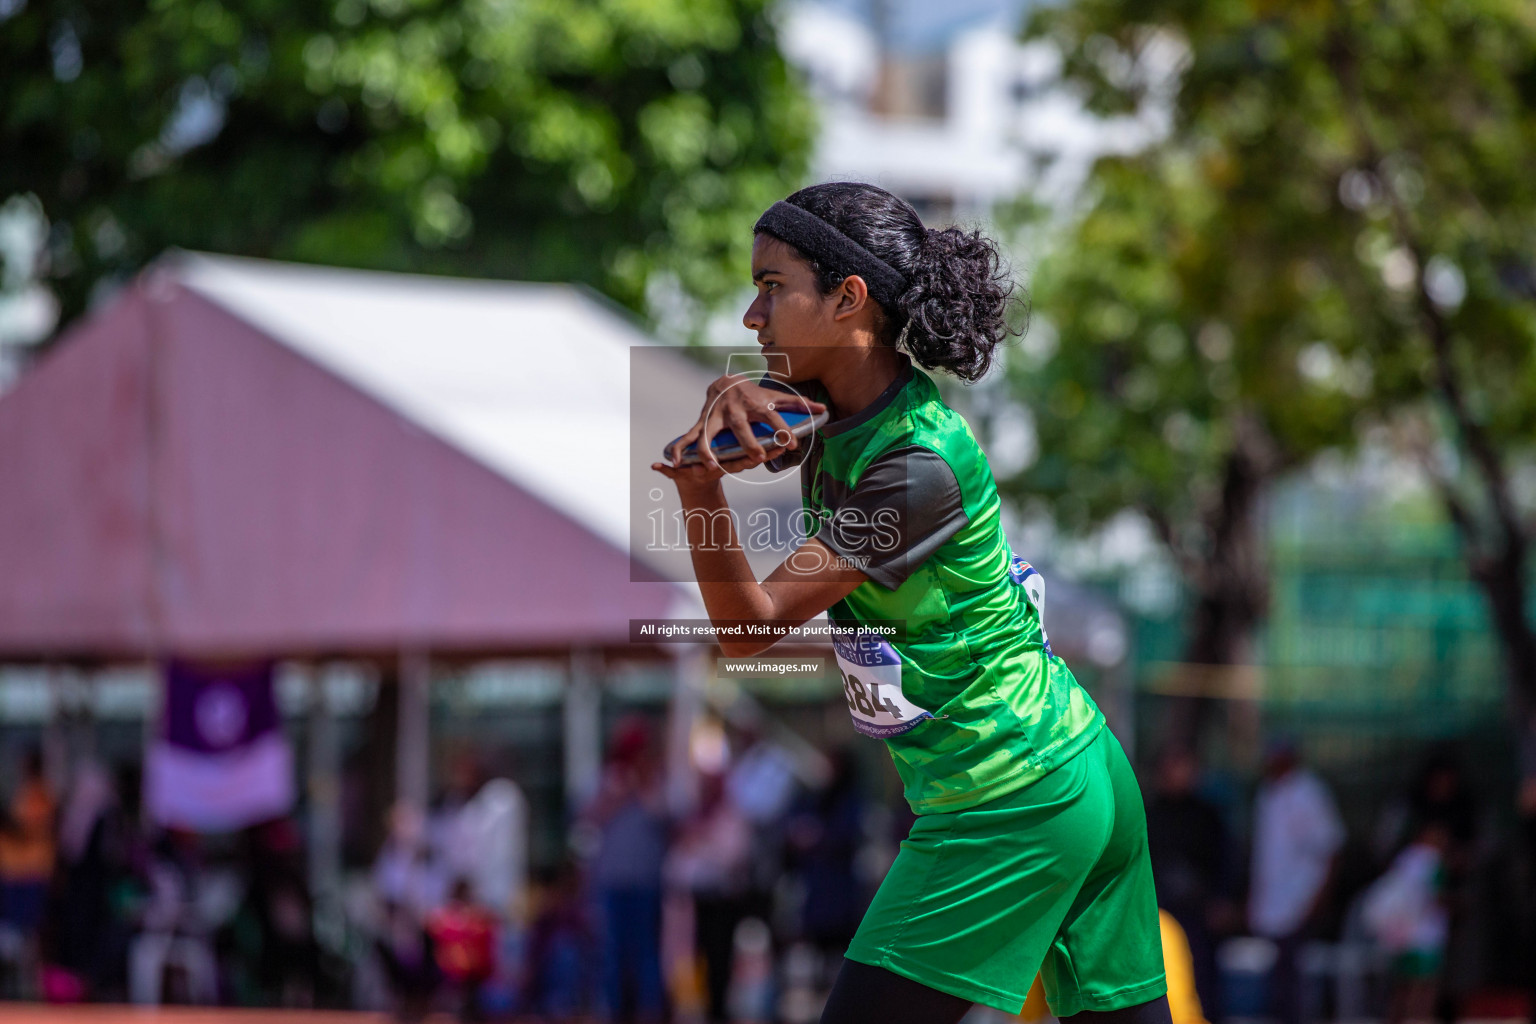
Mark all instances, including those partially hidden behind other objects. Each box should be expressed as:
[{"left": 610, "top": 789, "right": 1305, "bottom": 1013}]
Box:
[{"left": 846, "top": 723, "right": 1167, "bottom": 1015}]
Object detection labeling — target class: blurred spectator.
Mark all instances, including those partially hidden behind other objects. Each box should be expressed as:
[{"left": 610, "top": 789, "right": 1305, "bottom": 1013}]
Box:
[
  {"left": 1407, "top": 750, "right": 1477, "bottom": 855},
  {"left": 1376, "top": 747, "right": 1478, "bottom": 1024},
  {"left": 375, "top": 897, "right": 439, "bottom": 1023},
  {"left": 1362, "top": 822, "right": 1450, "bottom": 1024},
  {"left": 1248, "top": 738, "right": 1344, "bottom": 1024},
  {"left": 524, "top": 862, "right": 596, "bottom": 1021},
  {"left": 427, "top": 877, "right": 497, "bottom": 1021},
  {"left": 373, "top": 802, "right": 449, "bottom": 1019},
  {"left": 130, "top": 828, "right": 217, "bottom": 1005},
  {"left": 785, "top": 748, "right": 867, "bottom": 958},
  {"left": 724, "top": 722, "right": 798, "bottom": 948},
  {"left": 666, "top": 771, "right": 753, "bottom": 1024},
  {"left": 43, "top": 760, "right": 139, "bottom": 1001},
  {"left": 436, "top": 756, "right": 529, "bottom": 923},
  {"left": 0, "top": 747, "right": 57, "bottom": 986},
  {"left": 583, "top": 716, "right": 668, "bottom": 1023},
  {"left": 1146, "top": 745, "right": 1231, "bottom": 1020},
  {"left": 726, "top": 722, "right": 799, "bottom": 828},
  {"left": 374, "top": 802, "right": 449, "bottom": 922},
  {"left": 233, "top": 818, "right": 319, "bottom": 1006}
]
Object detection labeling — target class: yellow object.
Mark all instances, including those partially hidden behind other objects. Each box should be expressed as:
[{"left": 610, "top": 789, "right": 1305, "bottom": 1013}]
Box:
[
  {"left": 1017, "top": 909, "right": 1206, "bottom": 1024},
  {"left": 1158, "top": 909, "right": 1208, "bottom": 1024},
  {"left": 1020, "top": 974, "right": 1049, "bottom": 1021}
]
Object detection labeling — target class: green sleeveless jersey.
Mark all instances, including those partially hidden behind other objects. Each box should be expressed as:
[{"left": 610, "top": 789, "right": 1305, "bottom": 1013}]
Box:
[{"left": 773, "top": 363, "right": 1103, "bottom": 814}]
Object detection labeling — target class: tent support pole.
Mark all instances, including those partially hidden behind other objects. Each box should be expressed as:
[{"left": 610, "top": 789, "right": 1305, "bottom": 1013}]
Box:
[
  {"left": 140, "top": 658, "right": 161, "bottom": 828},
  {"left": 397, "top": 649, "right": 431, "bottom": 812},
  {"left": 43, "top": 663, "right": 70, "bottom": 793},
  {"left": 308, "top": 663, "right": 341, "bottom": 900},
  {"left": 663, "top": 647, "right": 710, "bottom": 816},
  {"left": 564, "top": 649, "right": 602, "bottom": 811}
]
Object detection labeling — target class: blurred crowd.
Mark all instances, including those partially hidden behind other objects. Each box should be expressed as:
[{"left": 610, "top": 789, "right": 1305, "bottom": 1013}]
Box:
[
  {"left": 359, "top": 715, "right": 880, "bottom": 1024},
  {"left": 0, "top": 716, "right": 1523, "bottom": 1024},
  {"left": 0, "top": 749, "right": 325, "bottom": 1006},
  {"left": 1145, "top": 737, "right": 1490, "bottom": 1024}
]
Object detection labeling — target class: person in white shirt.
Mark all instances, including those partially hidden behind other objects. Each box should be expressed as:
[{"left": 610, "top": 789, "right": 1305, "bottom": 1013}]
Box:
[
  {"left": 1248, "top": 738, "right": 1344, "bottom": 1024},
  {"left": 666, "top": 772, "right": 755, "bottom": 1024},
  {"left": 446, "top": 777, "right": 530, "bottom": 923}
]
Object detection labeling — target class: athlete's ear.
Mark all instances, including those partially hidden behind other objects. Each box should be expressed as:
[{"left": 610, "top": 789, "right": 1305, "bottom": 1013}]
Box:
[{"left": 830, "top": 274, "right": 872, "bottom": 322}]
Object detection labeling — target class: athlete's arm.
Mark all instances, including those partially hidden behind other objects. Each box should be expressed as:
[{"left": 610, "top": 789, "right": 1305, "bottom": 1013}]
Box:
[{"left": 647, "top": 467, "right": 868, "bottom": 657}]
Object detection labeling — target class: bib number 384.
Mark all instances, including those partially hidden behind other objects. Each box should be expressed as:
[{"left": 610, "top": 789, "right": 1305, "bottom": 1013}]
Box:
[{"left": 833, "top": 631, "right": 931, "bottom": 738}]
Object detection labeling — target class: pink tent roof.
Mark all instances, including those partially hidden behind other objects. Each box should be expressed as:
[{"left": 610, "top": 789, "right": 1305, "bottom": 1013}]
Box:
[{"left": 0, "top": 255, "right": 701, "bottom": 660}]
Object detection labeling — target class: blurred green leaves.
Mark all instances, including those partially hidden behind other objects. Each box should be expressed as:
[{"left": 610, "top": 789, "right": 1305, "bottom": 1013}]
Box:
[
  {"left": 1008, "top": 0, "right": 1536, "bottom": 672},
  {"left": 1, "top": 0, "right": 812, "bottom": 332},
  {"left": 1014, "top": 0, "right": 1536, "bottom": 539}
]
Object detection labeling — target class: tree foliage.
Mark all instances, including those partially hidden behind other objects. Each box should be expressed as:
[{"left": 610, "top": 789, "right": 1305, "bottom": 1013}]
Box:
[
  {"left": 1009, "top": 0, "right": 1536, "bottom": 694},
  {"left": 1, "top": 0, "right": 812, "bottom": 332}
]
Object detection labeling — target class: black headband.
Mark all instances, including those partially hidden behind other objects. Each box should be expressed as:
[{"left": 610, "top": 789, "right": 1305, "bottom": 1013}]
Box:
[{"left": 753, "top": 200, "right": 908, "bottom": 311}]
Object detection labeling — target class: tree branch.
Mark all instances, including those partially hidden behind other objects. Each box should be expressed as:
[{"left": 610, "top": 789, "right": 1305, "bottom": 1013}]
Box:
[
  {"left": 1422, "top": 460, "right": 1493, "bottom": 584},
  {"left": 1143, "top": 503, "right": 1209, "bottom": 592},
  {"left": 1331, "top": 27, "right": 1526, "bottom": 566}
]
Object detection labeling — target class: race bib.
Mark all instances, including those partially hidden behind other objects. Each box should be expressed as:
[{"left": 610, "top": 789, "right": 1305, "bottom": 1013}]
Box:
[
  {"left": 833, "top": 630, "right": 932, "bottom": 738},
  {"left": 1008, "top": 553, "right": 1053, "bottom": 656}
]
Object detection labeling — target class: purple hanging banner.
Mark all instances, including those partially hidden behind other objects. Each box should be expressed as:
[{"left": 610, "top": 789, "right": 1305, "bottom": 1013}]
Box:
[{"left": 146, "top": 660, "right": 294, "bottom": 831}]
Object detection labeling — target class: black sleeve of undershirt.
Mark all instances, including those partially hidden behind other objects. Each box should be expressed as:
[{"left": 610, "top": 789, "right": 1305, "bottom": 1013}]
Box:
[{"left": 817, "top": 445, "right": 969, "bottom": 590}]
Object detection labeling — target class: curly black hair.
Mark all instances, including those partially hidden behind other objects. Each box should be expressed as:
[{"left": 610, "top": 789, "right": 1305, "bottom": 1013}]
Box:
[{"left": 769, "top": 182, "right": 1021, "bottom": 383}]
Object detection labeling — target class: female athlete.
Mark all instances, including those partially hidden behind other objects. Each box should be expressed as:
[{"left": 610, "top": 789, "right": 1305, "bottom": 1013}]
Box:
[{"left": 651, "top": 182, "right": 1170, "bottom": 1024}]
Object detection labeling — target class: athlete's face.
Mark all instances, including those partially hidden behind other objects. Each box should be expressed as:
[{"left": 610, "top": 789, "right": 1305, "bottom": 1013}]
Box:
[{"left": 743, "top": 234, "right": 847, "bottom": 383}]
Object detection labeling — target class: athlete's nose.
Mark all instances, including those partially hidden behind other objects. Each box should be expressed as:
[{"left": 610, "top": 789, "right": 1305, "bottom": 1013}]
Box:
[{"left": 743, "top": 296, "right": 767, "bottom": 332}]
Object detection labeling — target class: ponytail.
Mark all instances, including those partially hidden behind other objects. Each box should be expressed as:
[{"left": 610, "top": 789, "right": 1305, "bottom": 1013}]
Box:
[
  {"left": 758, "top": 182, "right": 1020, "bottom": 383},
  {"left": 898, "top": 225, "right": 1015, "bottom": 382}
]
